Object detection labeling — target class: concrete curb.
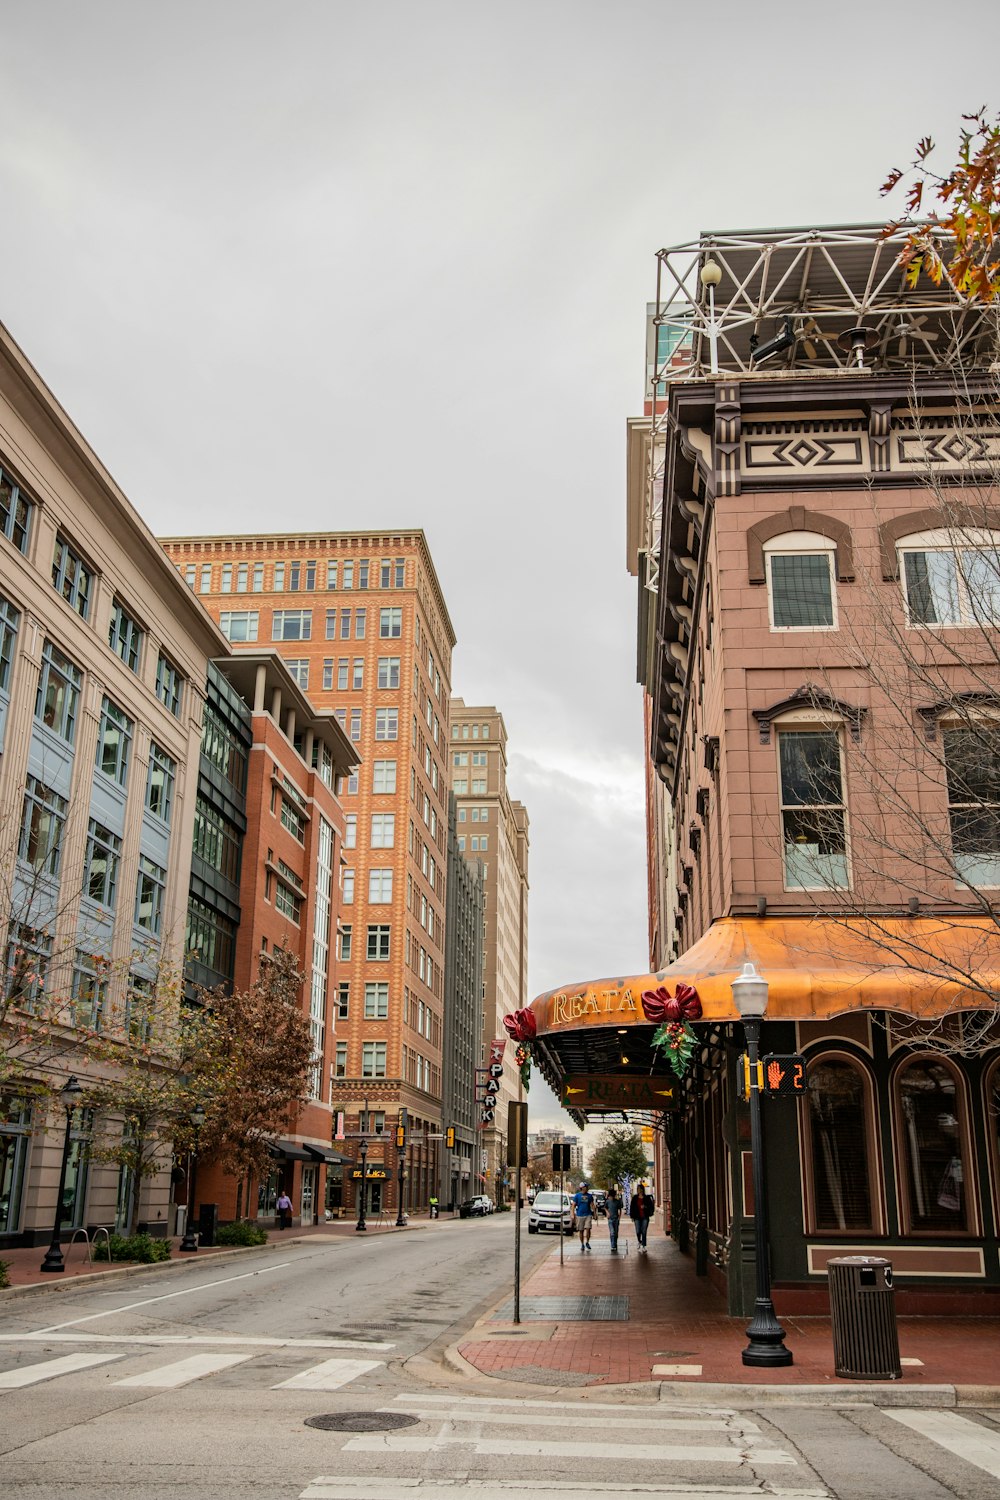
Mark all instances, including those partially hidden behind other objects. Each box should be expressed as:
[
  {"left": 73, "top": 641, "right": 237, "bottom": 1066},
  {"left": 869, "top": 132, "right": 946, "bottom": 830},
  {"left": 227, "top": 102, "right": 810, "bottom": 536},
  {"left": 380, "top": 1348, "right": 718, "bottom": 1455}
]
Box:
[{"left": 0, "top": 1231, "right": 344, "bottom": 1302}]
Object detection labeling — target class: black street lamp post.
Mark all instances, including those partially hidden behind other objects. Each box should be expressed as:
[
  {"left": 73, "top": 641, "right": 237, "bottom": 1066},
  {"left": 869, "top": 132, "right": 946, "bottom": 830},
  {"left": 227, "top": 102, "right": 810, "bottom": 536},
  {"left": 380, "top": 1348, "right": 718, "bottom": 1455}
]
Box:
[
  {"left": 395, "top": 1153, "right": 406, "bottom": 1227},
  {"left": 732, "top": 962, "right": 793, "bottom": 1367},
  {"left": 179, "top": 1103, "right": 206, "bottom": 1252},
  {"left": 40, "top": 1076, "right": 84, "bottom": 1273},
  {"left": 356, "top": 1137, "right": 368, "bottom": 1232}
]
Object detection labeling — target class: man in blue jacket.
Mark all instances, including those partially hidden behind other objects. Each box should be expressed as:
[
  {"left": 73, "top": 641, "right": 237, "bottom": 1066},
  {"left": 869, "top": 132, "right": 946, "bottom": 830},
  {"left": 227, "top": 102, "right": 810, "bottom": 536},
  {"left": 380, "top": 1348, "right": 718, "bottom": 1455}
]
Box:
[{"left": 572, "top": 1182, "right": 595, "bottom": 1252}]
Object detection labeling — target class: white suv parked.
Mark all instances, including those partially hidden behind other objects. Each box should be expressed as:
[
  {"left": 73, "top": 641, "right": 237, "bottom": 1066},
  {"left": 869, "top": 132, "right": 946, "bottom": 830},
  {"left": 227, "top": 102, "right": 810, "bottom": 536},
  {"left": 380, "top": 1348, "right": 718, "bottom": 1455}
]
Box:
[{"left": 527, "top": 1191, "right": 575, "bottom": 1234}]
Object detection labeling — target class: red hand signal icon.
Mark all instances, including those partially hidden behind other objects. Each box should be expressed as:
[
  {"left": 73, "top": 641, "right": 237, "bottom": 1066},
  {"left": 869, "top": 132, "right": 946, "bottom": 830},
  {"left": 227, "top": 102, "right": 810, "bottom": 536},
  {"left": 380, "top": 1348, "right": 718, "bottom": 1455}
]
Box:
[{"left": 766, "top": 1060, "right": 785, "bottom": 1091}]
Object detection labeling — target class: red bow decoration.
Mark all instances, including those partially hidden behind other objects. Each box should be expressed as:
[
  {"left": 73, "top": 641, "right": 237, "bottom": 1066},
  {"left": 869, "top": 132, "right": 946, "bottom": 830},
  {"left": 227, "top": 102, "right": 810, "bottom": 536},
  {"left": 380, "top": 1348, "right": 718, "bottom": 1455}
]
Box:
[
  {"left": 640, "top": 983, "right": 702, "bottom": 1024},
  {"left": 503, "top": 1008, "right": 537, "bottom": 1042}
]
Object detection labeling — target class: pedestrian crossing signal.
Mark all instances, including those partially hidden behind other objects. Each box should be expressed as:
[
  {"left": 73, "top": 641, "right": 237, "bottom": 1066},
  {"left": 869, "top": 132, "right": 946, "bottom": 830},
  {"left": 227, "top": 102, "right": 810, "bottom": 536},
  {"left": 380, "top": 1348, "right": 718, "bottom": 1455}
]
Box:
[
  {"left": 762, "top": 1054, "right": 806, "bottom": 1095},
  {"left": 445, "top": 1126, "right": 455, "bottom": 1149}
]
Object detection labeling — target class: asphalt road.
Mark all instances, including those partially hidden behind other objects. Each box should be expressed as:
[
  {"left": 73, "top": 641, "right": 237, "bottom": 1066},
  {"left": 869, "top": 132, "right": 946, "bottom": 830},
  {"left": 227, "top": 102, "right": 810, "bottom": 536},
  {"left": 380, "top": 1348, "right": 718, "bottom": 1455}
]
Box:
[{"left": 1, "top": 1217, "right": 999, "bottom": 1499}]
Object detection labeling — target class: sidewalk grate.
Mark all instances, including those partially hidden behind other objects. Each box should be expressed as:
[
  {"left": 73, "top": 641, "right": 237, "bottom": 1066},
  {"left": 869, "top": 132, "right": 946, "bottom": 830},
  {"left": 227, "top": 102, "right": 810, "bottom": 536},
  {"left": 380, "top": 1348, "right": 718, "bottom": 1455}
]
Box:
[{"left": 493, "top": 1296, "right": 629, "bottom": 1322}]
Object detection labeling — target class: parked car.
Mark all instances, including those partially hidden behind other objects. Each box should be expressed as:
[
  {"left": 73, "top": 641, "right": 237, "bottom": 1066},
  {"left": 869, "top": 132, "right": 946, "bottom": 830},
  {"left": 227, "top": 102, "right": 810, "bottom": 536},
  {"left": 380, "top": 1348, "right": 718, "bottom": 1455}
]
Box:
[
  {"left": 592, "top": 1189, "right": 607, "bottom": 1216},
  {"left": 473, "top": 1194, "right": 494, "bottom": 1214},
  {"left": 527, "top": 1191, "right": 575, "bottom": 1235},
  {"left": 458, "top": 1195, "right": 492, "bottom": 1218}
]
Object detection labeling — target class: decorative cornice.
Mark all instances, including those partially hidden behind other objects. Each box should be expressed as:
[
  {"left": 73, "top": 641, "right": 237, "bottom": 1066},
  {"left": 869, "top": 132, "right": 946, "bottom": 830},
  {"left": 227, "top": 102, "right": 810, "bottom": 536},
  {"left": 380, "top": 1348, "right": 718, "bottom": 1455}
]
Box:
[
  {"left": 746, "top": 505, "right": 855, "bottom": 585},
  {"left": 752, "top": 684, "right": 868, "bottom": 745},
  {"left": 916, "top": 692, "right": 1000, "bottom": 741}
]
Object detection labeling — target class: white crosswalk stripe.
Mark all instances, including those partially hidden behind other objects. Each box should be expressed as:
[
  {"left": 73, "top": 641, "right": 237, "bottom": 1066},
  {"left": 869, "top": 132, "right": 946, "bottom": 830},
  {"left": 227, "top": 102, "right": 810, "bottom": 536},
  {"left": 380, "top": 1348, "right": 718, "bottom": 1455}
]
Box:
[
  {"left": 301, "top": 1485, "right": 828, "bottom": 1500},
  {"left": 297, "top": 1393, "right": 828, "bottom": 1499},
  {"left": 0, "top": 1346, "right": 382, "bottom": 1395},
  {"left": 114, "top": 1351, "right": 255, "bottom": 1388},
  {"left": 272, "top": 1357, "right": 383, "bottom": 1391},
  {"left": 0, "top": 1351, "right": 124, "bottom": 1388},
  {"left": 884, "top": 1407, "right": 1000, "bottom": 1481}
]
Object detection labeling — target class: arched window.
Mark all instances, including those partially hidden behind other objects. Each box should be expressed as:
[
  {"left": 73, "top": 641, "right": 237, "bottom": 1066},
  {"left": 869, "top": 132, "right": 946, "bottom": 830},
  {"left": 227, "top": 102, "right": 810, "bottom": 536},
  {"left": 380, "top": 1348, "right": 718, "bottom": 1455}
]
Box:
[
  {"left": 805, "top": 1057, "right": 875, "bottom": 1232},
  {"left": 896, "top": 1058, "right": 970, "bottom": 1233},
  {"left": 763, "top": 532, "right": 838, "bottom": 631},
  {"left": 897, "top": 528, "right": 1000, "bottom": 627}
]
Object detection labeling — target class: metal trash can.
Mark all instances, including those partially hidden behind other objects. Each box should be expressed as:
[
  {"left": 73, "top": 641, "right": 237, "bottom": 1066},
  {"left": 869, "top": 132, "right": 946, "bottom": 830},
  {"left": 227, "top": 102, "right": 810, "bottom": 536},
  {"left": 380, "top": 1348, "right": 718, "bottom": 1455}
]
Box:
[
  {"left": 827, "top": 1256, "right": 901, "bottom": 1380},
  {"left": 197, "top": 1203, "right": 219, "bottom": 1249}
]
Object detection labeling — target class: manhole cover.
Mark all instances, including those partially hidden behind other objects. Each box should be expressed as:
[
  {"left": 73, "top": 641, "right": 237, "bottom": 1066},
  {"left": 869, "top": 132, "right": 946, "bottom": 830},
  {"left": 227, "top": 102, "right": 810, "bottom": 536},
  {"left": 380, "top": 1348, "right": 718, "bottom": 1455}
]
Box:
[{"left": 304, "top": 1412, "right": 420, "bottom": 1433}]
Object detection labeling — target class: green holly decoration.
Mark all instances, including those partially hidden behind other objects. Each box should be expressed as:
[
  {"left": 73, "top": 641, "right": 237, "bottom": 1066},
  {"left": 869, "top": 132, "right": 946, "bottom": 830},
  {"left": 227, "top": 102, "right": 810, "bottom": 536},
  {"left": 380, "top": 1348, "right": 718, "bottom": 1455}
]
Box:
[{"left": 651, "top": 1020, "right": 698, "bottom": 1079}]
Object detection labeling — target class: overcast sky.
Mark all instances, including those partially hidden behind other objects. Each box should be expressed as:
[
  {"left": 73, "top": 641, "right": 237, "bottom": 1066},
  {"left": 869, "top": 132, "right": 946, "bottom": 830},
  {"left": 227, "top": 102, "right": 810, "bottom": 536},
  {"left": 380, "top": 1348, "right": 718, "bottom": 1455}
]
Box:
[{"left": 1, "top": 3, "right": 994, "bottom": 1130}]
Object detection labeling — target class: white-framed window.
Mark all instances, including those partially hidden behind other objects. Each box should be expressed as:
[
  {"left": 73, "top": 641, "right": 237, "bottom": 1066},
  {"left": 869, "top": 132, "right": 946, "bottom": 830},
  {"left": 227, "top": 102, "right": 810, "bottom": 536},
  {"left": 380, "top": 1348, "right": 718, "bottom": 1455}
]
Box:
[
  {"left": 777, "top": 725, "right": 849, "bottom": 889},
  {"left": 335, "top": 1041, "right": 348, "bottom": 1077},
  {"left": 373, "top": 759, "right": 397, "bottom": 794},
  {"left": 764, "top": 533, "right": 837, "bottom": 630},
  {"left": 369, "top": 868, "right": 393, "bottom": 903},
  {"left": 155, "top": 654, "right": 183, "bottom": 717},
  {"left": 35, "top": 640, "right": 81, "bottom": 744},
  {"left": 367, "top": 924, "right": 391, "bottom": 960},
  {"left": 378, "top": 656, "right": 400, "bottom": 689},
  {"left": 96, "top": 697, "right": 132, "bottom": 787},
  {"left": 454, "top": 778, "right": 468, "bottom": 794},
  {"left": 85, "top": 819, "right": 121, "bottom": 908},
  {"left": 944, "top": 724, "right": 1000, "bottom": 887},
  {"left": 344, "top": 813, "right": 357, "bottom": 849},
  {"left": 52, "top": 533, "right": 92, "bottom": 619},
  {"left": 272, "top": 609, "right": 312, "bottom": 641},
  {"left": 899, "top": 528, "right": 1000, "bottom": 627},
  {"left": 0, "top": 464, "right": 34, "bottom": 554},
  {"left": 200, "top": 564, "right": 212, "bottom": 592},
  {"left": 375, "top": 708, "right": 398, "bottom": 740},
  {"left": 364, "top": 981, "right": 389, "bottom": 1019},
  {"left": 220, "top": 610, "right": 259, "bottom": 642},
  {"left": 146, "top": 743, "right": 176, "bottom": 824},
  {"left": 362, "top": 1041, "right": 387, "bottom": 1078},
  {"left": 371, "top": 812, "right": 395, "bottom": 847},
  {"left": 380, "top": 607, "right": 402, "bottom": 638},
  {"left": 285, "top": 659, "right": 309, "bottom": 690},
  {"left": 135, "top": 856, "right": 166, "bottom": 935},
  {"left": 342, "top": 869, "right": 354, "bottom": 904},
  {"left": 109, "top": 600, "right": 144, "bottom": 670}
]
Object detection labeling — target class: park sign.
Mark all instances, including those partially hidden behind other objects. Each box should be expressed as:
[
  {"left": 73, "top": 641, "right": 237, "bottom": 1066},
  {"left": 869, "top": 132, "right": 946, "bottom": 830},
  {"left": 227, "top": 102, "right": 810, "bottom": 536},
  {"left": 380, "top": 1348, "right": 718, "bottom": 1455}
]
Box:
[{"left": 561, "top": 1075, "right": 679, "bottom": 1111}]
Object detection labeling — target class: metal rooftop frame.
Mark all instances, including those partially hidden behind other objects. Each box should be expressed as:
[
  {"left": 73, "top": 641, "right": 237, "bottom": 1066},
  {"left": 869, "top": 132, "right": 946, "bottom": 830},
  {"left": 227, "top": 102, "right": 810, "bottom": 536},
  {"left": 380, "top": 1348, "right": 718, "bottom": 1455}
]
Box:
[
  {"left": 652, "top": 222, "right": 991, "bottom": 386},
  {"left": 636, "top": 223, "right": 995, "bottom": 614}
]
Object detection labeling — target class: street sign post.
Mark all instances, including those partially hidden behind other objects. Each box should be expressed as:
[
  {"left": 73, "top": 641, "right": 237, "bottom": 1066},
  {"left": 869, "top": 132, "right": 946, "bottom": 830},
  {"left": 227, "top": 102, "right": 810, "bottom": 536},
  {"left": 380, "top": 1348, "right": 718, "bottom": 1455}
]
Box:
[
  {"left": 507, "top": 1101, "right": 528, "bottom": 1324},
  {"left": 552, "top": 1142, "right": 571, "bottom": 1266}
]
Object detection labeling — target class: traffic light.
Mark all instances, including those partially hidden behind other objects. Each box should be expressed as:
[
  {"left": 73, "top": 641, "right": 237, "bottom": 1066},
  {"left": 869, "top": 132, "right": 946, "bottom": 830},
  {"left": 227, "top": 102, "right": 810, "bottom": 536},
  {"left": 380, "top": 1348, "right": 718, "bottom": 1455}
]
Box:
[{"left": 445, "top": 1126, "right": 455, "bottom": 1149}]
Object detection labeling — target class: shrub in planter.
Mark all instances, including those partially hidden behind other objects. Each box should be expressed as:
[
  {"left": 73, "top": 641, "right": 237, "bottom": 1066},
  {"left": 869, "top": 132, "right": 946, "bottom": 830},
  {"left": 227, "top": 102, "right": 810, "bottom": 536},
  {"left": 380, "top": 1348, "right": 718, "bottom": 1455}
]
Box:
[
  {"left": 92, "top": 1232, "right": 172, "bottom": 1263},
  {"left": 0, "top": 1258, "right": 10, "bottom": 1289},
  {"left": 216, "top": 1222, "right": 268, "bottom": 1247}
]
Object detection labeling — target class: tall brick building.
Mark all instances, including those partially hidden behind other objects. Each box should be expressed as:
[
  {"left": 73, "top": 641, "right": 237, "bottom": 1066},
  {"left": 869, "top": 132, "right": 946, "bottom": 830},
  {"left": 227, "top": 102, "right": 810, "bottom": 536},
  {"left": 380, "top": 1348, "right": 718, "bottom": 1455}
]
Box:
[
  {"left": 160, "top": 533, "right": 455, "bottom": 1217},
  {"left": 449, "top": 699, "right": 529, "bottom": 1202}
]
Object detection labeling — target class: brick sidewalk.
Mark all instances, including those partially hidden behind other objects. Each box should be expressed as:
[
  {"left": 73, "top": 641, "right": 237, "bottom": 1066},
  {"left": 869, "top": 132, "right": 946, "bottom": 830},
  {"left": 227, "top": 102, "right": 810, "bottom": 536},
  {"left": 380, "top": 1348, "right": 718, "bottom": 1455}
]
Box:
[{"left": 457, "top": 1227, "right": 1000, "bottom": 1393}]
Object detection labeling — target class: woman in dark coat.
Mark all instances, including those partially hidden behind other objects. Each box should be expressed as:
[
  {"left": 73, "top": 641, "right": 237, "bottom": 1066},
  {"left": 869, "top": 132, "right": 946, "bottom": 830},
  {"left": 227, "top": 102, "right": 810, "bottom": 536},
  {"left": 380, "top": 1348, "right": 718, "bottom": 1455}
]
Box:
[{"left": 629, "top": 1183, "right": 654, "bottom": 1251}]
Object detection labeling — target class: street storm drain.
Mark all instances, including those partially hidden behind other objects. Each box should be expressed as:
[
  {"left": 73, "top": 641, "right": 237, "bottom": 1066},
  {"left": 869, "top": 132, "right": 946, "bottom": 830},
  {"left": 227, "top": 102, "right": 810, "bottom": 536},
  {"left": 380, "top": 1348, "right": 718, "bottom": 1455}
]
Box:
[{"left": 304, "top": 1412, "right": 420, "bottom": 1433}]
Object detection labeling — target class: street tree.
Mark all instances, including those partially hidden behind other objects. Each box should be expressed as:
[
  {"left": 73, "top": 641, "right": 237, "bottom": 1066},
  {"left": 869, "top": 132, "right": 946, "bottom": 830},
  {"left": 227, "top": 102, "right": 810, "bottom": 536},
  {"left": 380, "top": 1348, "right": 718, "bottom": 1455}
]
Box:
[
  {"left": 78, "top": 965, "right": 231, "bottom": 1234},
  {"left": 195, "top": 947, "right": 316, "bottom": 1219},
  {"left": 587, "top": 1124, "right": 648, "bottom": 1190},
  {"left": 882, "top": 106, "right": 1000, "bottom": 303}
]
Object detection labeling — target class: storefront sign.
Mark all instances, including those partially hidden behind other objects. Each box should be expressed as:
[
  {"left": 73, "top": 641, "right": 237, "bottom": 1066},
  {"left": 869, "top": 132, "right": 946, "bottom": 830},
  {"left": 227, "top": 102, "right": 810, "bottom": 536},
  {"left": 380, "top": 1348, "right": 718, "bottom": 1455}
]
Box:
[
  {"left": 479, "top": 1038, "right": 506, "bottom": 1127},
  {"left": 560, "top": 1075, "right": 679, "bottom": 1111},
  {"left": 351, "top": 1168, "right": 388, "bottom": 1179}
]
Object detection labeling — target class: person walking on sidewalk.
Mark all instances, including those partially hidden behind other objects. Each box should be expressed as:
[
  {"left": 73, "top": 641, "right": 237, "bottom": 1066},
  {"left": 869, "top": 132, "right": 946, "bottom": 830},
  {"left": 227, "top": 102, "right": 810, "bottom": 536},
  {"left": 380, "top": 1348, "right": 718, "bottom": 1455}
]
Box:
[
  {"left": 276, "top": 1190, "right": 293, "bottom": 1230},
  {"left": 629, "top": 1182, "right": 654, "bottom": 1251},
  {"left": 605, "top": 1186, "right": 623, "bottom": 1251},
  {"left": 572, "top": 1182, "right": 595, "bottom": 1252}
]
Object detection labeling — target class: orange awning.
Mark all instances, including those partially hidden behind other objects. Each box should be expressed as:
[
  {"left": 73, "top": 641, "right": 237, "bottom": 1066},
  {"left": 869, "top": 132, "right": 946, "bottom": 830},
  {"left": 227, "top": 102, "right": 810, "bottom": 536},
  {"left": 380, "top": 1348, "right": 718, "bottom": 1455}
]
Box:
[{"left": 529, "top": 915, "right": 1000, "bottom": 1037}]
